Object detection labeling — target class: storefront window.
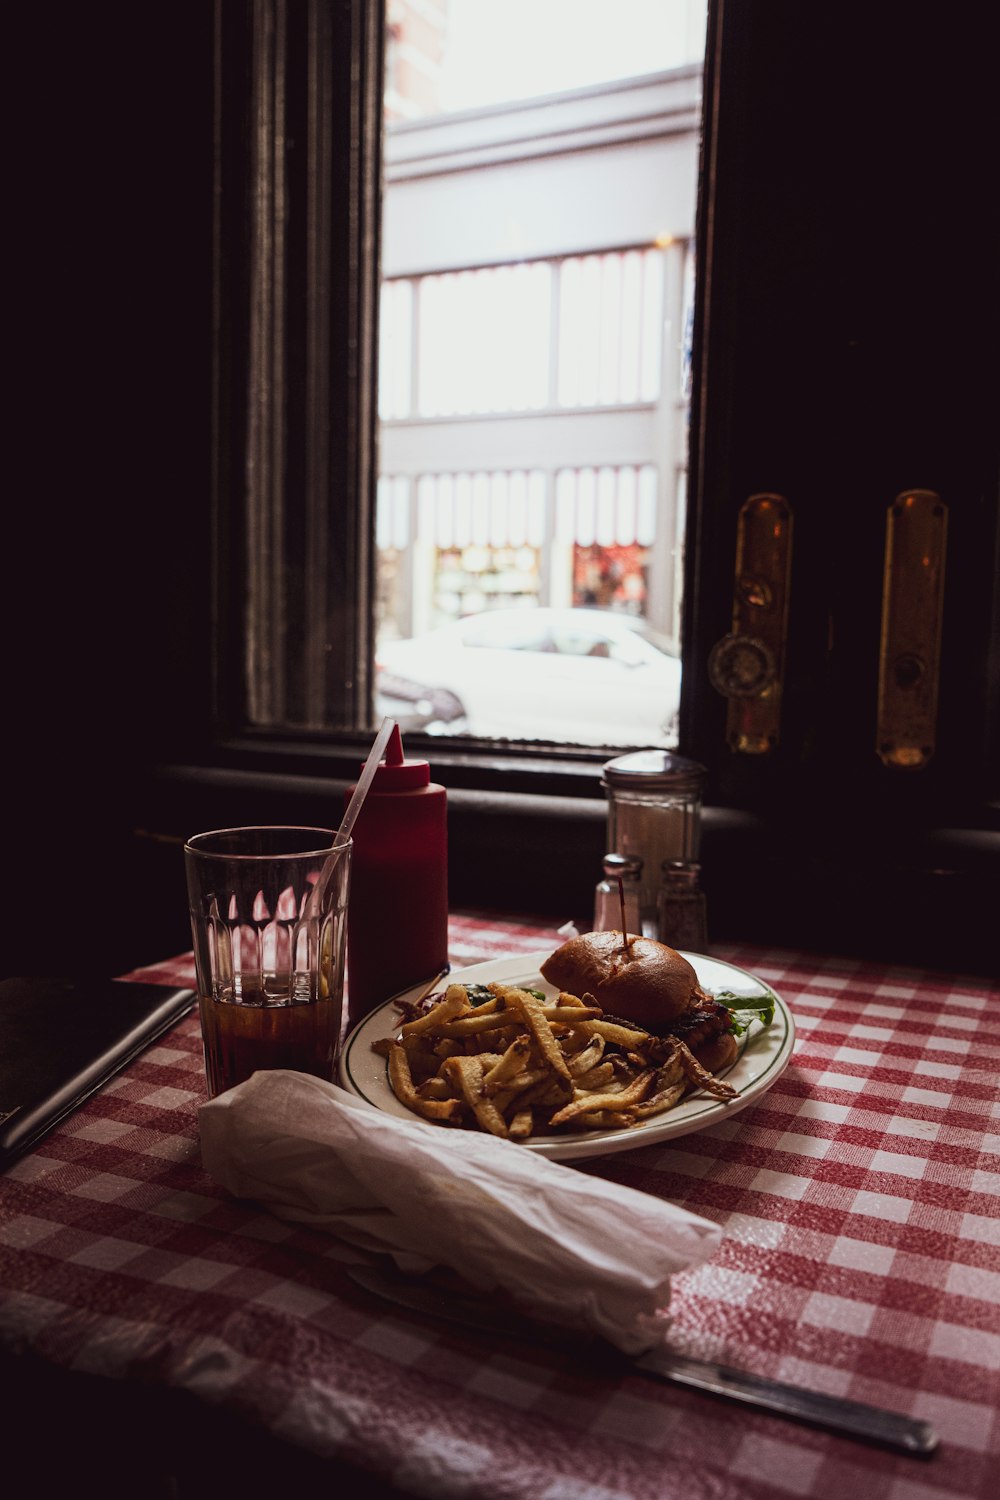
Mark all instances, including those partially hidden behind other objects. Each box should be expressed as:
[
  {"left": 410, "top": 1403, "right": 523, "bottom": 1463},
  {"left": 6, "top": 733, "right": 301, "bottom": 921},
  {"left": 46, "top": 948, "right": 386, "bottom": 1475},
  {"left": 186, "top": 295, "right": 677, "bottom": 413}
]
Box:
[{"left": 573, "top": 543, "right": 649, "bottom": 614}]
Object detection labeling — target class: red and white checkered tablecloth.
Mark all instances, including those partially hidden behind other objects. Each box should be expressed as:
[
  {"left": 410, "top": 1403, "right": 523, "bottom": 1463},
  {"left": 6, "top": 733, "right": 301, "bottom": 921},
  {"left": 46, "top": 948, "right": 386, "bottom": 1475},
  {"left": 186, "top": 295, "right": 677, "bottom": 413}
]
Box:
[{"left": 1, "top": 910, "right": 997, "bottom": 1498}]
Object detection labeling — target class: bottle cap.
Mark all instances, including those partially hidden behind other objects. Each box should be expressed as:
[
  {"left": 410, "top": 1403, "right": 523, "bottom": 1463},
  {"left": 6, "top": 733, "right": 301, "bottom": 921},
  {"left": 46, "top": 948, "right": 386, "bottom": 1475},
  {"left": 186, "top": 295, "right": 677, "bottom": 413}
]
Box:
[
  {"left": 602, "top": 852, "right": 643, "bottom": 878},
  {"left": 362, "top": 723, "right": 431, "bottom": 791},
  {"left": 601, "top": 749, "right": 706, "bottom": 793},
  {"left": 660, "top": 859, "right": 702, "bottom": 886}
]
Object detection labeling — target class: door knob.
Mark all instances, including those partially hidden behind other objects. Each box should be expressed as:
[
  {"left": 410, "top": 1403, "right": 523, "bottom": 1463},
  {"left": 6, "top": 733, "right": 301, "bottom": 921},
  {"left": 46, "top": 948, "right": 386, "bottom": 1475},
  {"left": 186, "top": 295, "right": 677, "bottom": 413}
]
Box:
[{"left": 707, "top": 634, "right": 776, "bottom": 697}]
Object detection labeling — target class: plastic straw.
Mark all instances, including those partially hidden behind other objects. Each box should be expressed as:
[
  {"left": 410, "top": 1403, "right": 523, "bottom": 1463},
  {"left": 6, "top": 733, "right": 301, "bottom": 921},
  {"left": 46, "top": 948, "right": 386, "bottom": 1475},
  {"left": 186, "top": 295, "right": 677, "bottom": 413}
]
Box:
[
  {"left": 337, "top": 716, "right": 396, "bottom": 847},
  {"left": 309, "top": 716, "right": 396, "bottom": 915}
]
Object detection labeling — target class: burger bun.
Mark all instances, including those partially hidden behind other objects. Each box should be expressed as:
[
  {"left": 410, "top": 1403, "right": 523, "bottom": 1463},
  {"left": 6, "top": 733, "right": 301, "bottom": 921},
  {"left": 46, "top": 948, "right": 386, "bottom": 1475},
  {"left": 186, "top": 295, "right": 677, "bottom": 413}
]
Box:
[{"left": 539, "top": 930, "right": 699, "bottom": 1033}]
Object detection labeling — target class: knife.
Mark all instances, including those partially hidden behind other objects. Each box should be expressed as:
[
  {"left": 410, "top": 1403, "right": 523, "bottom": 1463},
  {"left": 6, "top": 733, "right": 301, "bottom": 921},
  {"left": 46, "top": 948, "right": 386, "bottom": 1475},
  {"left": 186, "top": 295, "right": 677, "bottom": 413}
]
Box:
[{"left": 347, "top": 1264, "right": 938, "bottom": 1459}]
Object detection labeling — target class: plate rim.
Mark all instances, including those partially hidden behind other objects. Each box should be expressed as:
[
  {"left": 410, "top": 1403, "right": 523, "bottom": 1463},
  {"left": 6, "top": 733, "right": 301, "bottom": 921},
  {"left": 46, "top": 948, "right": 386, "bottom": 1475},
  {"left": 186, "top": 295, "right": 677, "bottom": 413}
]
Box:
[{"left": 338, "top": 949, "right": 794, "bottom": 1162}]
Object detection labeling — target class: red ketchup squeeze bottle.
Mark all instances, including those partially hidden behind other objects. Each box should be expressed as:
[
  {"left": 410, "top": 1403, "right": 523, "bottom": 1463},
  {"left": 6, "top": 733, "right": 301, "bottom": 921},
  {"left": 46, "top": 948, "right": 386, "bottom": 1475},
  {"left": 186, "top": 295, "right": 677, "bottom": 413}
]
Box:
[{"left": 344, "top": 724, "right": 448, "bottom": 1028}]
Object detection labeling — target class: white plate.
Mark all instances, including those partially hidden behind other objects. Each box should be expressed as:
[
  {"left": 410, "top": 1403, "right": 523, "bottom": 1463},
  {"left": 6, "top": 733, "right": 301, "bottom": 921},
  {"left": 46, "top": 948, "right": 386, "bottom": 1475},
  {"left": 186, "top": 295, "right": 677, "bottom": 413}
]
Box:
[{"left": 338, "top": 951, "right": 795, "bottom": 1162}]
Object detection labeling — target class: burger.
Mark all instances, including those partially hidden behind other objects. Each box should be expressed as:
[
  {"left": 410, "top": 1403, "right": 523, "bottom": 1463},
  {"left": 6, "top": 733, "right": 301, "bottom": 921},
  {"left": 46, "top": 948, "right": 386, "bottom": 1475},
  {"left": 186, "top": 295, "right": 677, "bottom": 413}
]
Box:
[{"left": 539, "top": 930, "right": 739, "bottom": 1075}]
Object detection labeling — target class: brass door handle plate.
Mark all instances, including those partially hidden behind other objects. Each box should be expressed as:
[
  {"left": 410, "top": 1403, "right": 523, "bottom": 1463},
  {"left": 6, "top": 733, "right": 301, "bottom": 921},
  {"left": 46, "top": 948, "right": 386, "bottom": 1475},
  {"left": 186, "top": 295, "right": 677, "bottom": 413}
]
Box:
[
  {"left": 709, "top": 493, "right": 793, "bottom": 753},
  {"left": 876, "top": 489, "right": 948, "bottom": 769}
]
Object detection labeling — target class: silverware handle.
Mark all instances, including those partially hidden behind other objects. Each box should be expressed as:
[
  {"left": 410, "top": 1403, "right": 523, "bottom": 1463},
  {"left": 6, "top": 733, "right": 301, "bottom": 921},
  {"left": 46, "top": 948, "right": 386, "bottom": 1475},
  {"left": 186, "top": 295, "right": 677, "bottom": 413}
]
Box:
[
  {"left": 634, "top": 1351, "right": 938, "bottom": 1457},
  {"left": 348, "top": 1267, "right": 938, "bottom": 1459}
]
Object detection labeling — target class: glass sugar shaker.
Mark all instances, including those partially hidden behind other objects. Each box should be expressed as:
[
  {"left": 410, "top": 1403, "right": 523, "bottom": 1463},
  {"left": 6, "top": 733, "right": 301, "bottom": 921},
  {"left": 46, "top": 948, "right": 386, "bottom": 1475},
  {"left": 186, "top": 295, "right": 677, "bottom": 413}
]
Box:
[
  {"left": 658, "top": 859, "right": 708, "bottom": 953},
  {"left": 601, "top": 750, "right": 706, "bottom": 938},
  {"left": 593, "top": 852, "right": 643, "bottom": 936}
]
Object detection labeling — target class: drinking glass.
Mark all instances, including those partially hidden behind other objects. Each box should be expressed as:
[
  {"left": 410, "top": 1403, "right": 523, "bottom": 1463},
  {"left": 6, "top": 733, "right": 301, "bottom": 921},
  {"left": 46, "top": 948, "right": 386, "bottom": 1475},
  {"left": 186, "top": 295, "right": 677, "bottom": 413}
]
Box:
[{"left": 184, "top": 826, "right": 351, "bottom": 1098}]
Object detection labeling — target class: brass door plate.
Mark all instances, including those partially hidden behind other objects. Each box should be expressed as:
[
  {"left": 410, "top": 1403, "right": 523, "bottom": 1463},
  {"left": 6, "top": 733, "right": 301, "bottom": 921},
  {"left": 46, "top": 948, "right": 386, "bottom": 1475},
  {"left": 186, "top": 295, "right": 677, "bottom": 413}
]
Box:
[
  {"left": 877, "top": 489, "right": 948, "bottom": 769},
  {"left": 709, "top": 493, "right": 793, "bottom": 753}
]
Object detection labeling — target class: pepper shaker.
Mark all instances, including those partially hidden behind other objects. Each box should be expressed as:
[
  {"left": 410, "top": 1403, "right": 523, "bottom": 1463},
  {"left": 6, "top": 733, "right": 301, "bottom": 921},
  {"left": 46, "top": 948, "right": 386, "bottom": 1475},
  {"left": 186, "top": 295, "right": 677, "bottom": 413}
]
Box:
[{"left": 657, "top": 859, "right": 708, "bottom": 953}]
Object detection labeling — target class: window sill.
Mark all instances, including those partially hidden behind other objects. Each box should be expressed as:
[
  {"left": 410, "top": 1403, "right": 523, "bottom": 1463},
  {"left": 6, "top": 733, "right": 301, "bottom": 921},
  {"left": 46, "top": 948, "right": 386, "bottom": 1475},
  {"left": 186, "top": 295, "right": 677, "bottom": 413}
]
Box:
[{"left": 140, "top": 754, "right": 1000, "bottom": 977}]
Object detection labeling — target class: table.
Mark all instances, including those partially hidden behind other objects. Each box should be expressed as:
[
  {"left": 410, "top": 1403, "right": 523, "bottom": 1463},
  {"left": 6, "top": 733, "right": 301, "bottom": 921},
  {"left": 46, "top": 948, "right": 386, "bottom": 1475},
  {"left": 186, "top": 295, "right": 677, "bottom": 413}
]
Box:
[{"left": 2, "top": 911, "right": 997, "bottom": 1498}]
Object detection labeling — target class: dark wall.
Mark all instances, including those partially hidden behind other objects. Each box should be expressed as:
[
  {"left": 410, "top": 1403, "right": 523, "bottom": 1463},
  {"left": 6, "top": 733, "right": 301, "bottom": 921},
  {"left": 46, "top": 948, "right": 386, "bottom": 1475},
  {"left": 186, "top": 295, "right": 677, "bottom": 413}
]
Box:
[{"left": 5, "top": 9, "right": 214, "bottom": 975}]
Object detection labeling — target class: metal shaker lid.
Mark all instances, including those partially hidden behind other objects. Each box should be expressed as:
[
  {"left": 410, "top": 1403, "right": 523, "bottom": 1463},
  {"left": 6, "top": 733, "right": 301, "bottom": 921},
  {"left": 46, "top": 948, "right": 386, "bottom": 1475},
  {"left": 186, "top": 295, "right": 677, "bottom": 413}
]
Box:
[{"left": 601, "top": 749, "right": 706, "bottom": 793}]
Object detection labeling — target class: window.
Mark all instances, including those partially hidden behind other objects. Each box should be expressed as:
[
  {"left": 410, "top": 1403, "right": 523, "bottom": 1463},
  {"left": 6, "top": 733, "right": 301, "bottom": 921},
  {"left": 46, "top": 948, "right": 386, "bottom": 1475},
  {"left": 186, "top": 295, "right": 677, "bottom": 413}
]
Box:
[
  {"left": 211, "top": 1, "right": 702, "bottom": 745},
  {"left": 17, "top": 4, "right": 993, "bottom": 980},
  {"left": 200, "top": 0, "right": 997, "bottom": 969},
  {"left": 375, "top": 10, "right": 701, "bottom": 744},
  {"left": 378, "top": 248, "right": 669, "bottom": 420}
]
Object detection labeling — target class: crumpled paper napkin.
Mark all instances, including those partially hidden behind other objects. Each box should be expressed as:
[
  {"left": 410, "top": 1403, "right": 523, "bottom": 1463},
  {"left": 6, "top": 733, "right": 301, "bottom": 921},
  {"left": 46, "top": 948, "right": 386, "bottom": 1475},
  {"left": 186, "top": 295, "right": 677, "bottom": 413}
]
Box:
[{"left": 199, "top": 1069, "right": 722, "bottom": 1354}]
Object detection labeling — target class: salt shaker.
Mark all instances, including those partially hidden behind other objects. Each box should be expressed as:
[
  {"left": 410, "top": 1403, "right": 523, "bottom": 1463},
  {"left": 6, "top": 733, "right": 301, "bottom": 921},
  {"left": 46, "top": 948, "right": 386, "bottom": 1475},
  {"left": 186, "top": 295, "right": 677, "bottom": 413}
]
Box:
[
  {"left": 593, "top": 852, "right": 642, "bottom": 936},
  {"left": 601, "top": 750, "right": 706, "bottom": 936},
  {"left": 657, "top": 859, "right": 708, "bottom": 953}
]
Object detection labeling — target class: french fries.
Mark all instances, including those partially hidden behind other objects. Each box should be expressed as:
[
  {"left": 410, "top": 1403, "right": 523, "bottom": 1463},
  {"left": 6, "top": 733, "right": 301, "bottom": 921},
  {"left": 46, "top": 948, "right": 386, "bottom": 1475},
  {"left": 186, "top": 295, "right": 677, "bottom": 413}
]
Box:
[{"left": 372, "top": 979, "right": 736, "bottom": 1141}]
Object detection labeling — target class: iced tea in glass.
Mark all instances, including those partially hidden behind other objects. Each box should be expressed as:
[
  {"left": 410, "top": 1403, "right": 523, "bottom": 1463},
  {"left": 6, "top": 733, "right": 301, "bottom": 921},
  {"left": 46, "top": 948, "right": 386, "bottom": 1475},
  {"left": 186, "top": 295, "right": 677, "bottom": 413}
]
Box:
[{"left": 184, "top": 827, "right": 351, "bottom": 1097}]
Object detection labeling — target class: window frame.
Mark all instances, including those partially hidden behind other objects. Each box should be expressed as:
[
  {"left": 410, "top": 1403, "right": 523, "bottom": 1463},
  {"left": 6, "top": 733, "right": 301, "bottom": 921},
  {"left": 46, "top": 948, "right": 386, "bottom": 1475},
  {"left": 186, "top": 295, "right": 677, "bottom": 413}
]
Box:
[
  {"left": 195, "top": 0, "right": 999, "bottom": 974},
  {"left": 212, "top": 0, "right": 382, "bottom": 741}
]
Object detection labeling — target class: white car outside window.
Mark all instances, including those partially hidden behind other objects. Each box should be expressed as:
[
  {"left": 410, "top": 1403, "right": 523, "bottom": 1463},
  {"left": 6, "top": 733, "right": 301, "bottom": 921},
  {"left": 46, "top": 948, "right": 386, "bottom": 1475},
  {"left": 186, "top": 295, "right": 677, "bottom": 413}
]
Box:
[{"left": 375, "top": 607, "right": 680, "bottom": 747}]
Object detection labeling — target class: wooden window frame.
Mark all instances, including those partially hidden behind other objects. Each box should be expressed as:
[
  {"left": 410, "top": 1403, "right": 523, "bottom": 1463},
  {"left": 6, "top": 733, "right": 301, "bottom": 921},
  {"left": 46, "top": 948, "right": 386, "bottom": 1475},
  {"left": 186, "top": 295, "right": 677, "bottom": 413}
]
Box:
[{"left": 175, "top": 0, "right": 1000, "bottom": 974}]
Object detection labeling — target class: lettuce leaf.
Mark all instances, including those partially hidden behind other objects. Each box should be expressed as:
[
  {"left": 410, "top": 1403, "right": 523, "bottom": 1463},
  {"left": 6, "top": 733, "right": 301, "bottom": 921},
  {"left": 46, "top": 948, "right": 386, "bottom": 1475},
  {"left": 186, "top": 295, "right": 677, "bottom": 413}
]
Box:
[
  {"left": 713, "top": 987, "right": 777, "bottom": 1037},
  {"left": 464, "top": 983, "right": 545, "bottom": 1006}
]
